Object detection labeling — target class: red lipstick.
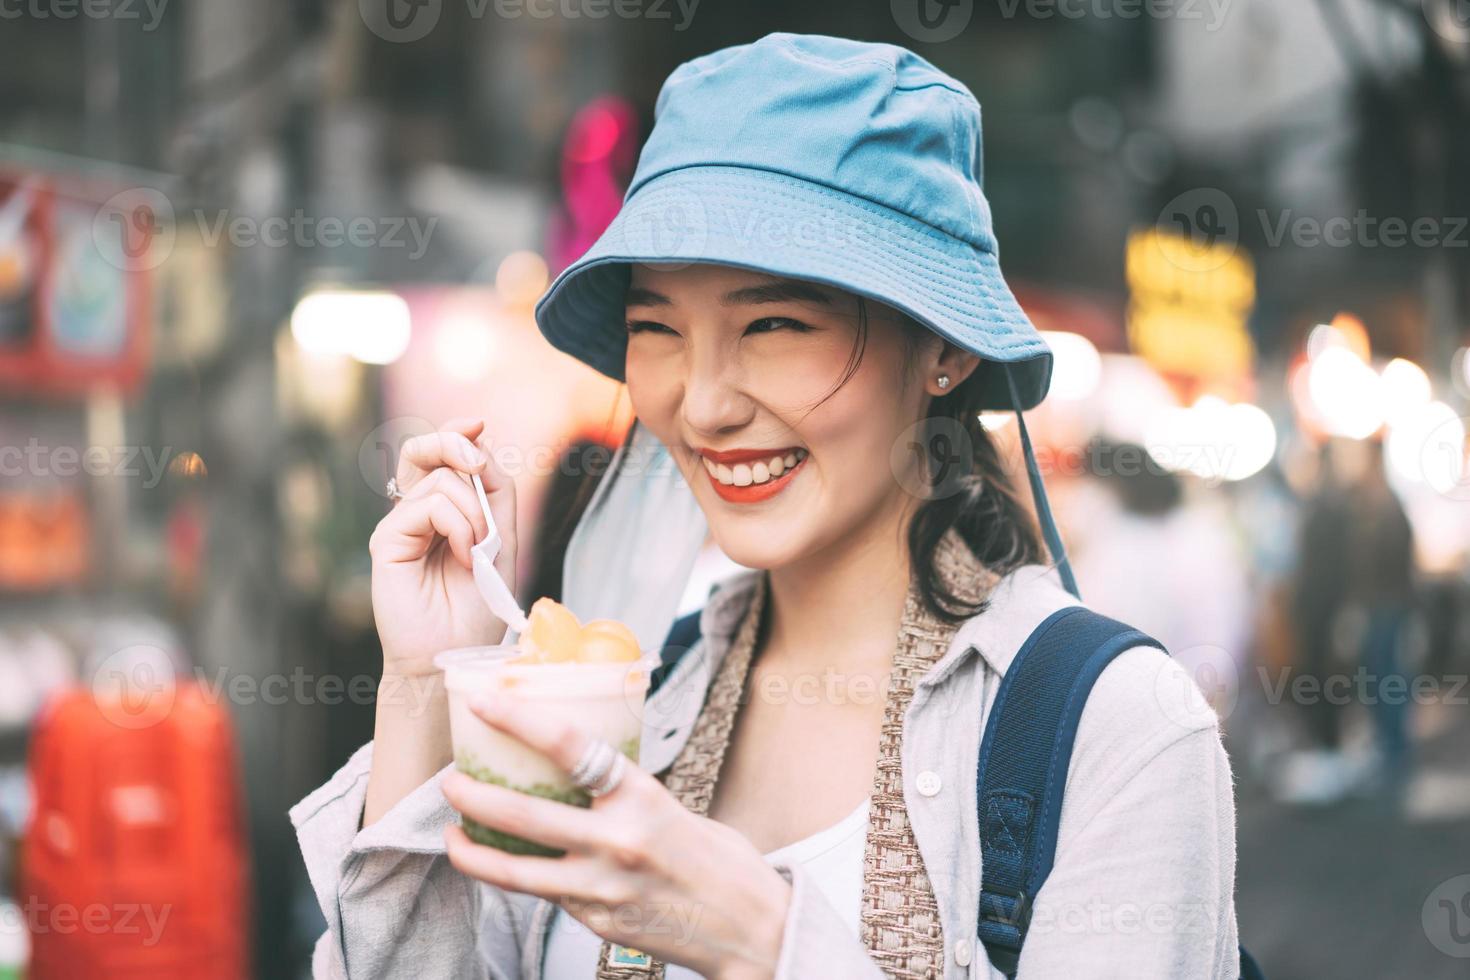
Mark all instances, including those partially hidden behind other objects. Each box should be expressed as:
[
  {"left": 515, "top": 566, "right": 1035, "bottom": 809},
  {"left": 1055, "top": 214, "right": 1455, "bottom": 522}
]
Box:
[
  {"left": 696, "top": 447, "right": 807, "bottom": 504},
  {"left": 699, "top": 446, "right": 802, "bottom": 465}
]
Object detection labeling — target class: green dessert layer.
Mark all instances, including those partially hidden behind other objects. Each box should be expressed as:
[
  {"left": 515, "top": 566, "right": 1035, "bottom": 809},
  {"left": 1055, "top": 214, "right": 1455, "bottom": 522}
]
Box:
[{"left": 454, "top": 738, "right": 641, "bottom": 857}]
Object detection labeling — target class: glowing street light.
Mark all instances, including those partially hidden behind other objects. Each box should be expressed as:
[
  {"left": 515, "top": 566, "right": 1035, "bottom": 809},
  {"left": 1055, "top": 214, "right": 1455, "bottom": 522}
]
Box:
[
  {"left": 1040, "top": 330, "right": 1102, "bottom": 400},
  {"left": 291, "top": 289, "right": 411, "bottom": 365}
]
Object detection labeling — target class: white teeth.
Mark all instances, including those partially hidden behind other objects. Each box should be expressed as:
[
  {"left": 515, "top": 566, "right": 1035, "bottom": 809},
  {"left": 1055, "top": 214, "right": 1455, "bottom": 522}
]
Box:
[{"left": 704, "top": 449, "right": 806, "bottom": 489}]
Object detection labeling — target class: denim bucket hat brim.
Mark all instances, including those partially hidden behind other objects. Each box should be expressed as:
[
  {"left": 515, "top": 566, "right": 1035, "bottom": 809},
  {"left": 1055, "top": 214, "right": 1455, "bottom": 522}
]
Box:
[{"left": 533, "top": 34, "right": 1054, "bottom": 412}]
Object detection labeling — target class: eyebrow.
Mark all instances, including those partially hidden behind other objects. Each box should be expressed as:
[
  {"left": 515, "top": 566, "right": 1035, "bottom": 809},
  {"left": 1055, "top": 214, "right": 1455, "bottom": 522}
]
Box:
[{"left": 624, "top": 279, "right": 836, "bottom": 309}]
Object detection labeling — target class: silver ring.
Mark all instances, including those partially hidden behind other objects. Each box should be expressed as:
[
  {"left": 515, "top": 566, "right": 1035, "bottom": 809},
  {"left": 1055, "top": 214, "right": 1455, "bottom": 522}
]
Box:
[
  {"left": 587, "top": 752, "right": 628, "bottom": 799},
  {"left": 569, "top": 739, "right": 625, "bottom": 798},
  {"left": 385, "top": 477, "right": 405, "bottom": 501}
]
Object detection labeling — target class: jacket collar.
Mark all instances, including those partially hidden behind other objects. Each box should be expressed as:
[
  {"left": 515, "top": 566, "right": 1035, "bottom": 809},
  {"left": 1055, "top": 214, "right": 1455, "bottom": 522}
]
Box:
[
  {"left": 920, "top": 561, "right": 1078, "bottom": 689},
  {"left": 696, "top": 567, "right": 765, "bottom": 644}
]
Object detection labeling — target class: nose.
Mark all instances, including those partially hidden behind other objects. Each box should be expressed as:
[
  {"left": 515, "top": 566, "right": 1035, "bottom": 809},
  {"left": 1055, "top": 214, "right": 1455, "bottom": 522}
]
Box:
[{"left": 679, "top": 337, "right": 755, "bottom": 438}]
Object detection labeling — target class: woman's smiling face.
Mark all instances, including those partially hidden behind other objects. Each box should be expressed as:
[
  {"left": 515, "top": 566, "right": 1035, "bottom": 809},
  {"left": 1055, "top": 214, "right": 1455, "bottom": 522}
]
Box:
[{"left": 623, "top": 263, "right": 943, "bottom": 571}]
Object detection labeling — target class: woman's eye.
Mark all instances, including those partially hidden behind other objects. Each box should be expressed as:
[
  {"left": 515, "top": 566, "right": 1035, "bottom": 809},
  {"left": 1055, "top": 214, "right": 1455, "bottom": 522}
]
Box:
[
  {"left": 744, "top": 317, "right": 812, "bottom": 335},
  {"left": 625, "top": 320, "right": 677, "bottom": 336}
]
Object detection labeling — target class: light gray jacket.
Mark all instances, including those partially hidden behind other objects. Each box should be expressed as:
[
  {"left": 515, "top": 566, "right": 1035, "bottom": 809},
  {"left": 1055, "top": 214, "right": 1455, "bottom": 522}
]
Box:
[{"left": 291, "top": 563, "right": 1240, "bottom": 979}]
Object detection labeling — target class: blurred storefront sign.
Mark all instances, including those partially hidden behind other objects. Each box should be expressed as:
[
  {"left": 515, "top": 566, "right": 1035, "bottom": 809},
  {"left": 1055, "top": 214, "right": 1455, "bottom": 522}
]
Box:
[
  {"left": 1125, "top": 226, "right": 1256, "bottom": 397},
  {"left": 0, "top": 492, "right": 89, "bottom": 592},
  {"left": 0, "top": 172, "right": 152, "bottom": 398}
]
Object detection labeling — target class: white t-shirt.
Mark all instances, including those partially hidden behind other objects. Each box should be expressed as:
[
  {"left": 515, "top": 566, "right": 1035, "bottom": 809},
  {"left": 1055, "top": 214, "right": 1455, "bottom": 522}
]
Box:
[{"left": 540, "top": 797, "right": 870, "bottom": 979}]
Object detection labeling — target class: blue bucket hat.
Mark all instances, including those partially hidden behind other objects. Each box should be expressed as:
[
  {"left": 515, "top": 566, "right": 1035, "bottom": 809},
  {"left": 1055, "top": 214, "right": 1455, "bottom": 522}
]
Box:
[{"left": 539, "top": 32, "right": 1077, "bottom": 597}]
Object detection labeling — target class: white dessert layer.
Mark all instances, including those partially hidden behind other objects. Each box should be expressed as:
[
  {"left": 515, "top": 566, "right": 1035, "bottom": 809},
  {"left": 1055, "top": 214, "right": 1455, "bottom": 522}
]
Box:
[{"left": 442, "top": 654, "right": 651, "bottom": 790}]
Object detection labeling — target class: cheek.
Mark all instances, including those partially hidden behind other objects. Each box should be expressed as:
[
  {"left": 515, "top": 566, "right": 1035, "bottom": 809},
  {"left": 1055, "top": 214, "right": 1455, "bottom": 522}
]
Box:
[
  {"left": 624, "top": 345, "right": 679, "bottom": 433},
  {"left": 797, "top": 363, "right": 914, "bottom": 502}
]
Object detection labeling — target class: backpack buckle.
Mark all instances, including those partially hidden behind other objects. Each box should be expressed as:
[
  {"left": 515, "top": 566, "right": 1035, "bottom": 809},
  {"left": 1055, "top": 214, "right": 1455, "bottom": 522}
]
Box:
[{"left": 979, "top": 882, "right": 1033, "bottom": 934}]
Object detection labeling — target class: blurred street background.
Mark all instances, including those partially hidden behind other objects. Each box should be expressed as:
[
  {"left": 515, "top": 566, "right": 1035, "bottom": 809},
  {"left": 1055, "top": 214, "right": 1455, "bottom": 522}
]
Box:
[{"left": 1, "top": 0, "right": 1469, "bottom": 977}]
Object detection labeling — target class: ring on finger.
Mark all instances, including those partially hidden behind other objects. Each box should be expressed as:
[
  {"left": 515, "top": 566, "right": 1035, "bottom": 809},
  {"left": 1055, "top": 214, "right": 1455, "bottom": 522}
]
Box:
[
  {"left": 385, "top": 477, "right": 406, "bottom": 501},
  {"left": 569, "top": 739, "right": 626, "bottom": 798},
  {"left": 588, "top": 753, "right": 627, "bottom": 798}
]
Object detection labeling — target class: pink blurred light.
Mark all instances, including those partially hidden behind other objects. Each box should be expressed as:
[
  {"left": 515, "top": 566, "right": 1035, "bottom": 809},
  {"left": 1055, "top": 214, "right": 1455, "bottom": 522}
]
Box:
[{"left": 549, "top": 96, "right": 639, "bottom": 274}]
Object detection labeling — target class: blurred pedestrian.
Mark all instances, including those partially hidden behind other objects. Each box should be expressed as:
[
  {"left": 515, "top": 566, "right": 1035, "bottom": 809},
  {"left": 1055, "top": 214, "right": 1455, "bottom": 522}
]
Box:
[
  {"left": 1072, "top": 442, "right": 1251, "bottom": 722},
  {"left": 1343, "top": 440, "right": 1416, "bottom": 798},
  {"left": 1276, "top": 440, "right": 1356, "bottom": 804}
]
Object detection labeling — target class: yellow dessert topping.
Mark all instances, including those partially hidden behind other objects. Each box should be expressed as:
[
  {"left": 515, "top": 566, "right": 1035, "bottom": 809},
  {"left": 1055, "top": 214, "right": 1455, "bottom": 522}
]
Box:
[{"left": 515, "top": 598, "right": 641, "bottom": 665}]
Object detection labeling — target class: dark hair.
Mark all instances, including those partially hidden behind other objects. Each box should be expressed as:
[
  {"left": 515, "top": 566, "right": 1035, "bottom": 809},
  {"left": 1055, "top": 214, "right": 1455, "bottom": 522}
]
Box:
[
  {"left": 875, "top": 301, "right": 1046, "bottom": 623},
  {"left": 755, "top": 294, "right": 1046, "bottom": 623}
]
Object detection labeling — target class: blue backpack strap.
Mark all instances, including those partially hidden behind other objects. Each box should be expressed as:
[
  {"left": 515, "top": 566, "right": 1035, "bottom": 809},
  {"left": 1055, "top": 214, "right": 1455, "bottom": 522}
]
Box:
[
  {"left": 976, "top": 605, "right": 1164, "bottom": 977},
  {"left": 648, "top": 609, "right": 702, "bottom": 698}
]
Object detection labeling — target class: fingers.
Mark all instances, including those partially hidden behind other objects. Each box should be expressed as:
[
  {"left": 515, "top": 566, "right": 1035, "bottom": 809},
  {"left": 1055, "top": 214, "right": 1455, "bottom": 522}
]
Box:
[
  {"left": 370, "top": 492, "right": 476, "bottom": 567},
  {"left": 466, "top": 694, "right": 653, "bottom": 802},
  {"left": 401, "top": 468, "right": 490, "bottom": 543},
  {"left": 389, "top": 421, "right": 516, "bottom": 563},
  {"left": 444, "top": 824, "right": 598, "bottom": 900},
  {"left": 441, "top": 771, "right": 599, "bottom": 853},
  {"left": 396, "top": 424, "right": 489, "bottom": 490}
]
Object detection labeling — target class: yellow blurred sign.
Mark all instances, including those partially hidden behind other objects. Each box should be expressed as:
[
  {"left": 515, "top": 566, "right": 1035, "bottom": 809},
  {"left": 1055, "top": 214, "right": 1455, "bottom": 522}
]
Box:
[{"left": 1126, "top": 227, "right": 1255, "bottom": 383}]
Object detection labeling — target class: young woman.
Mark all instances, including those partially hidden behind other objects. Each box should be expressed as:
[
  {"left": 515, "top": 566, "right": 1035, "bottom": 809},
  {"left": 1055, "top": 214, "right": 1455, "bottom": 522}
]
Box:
[{"left": 293, "top": 33, "right": 1240, "bottom": 979}]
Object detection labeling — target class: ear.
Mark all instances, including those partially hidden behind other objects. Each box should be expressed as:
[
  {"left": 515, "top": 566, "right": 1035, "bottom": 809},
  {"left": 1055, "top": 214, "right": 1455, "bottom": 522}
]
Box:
[{"left": 928, "top": 342, "right": 981, "bottom": 394}]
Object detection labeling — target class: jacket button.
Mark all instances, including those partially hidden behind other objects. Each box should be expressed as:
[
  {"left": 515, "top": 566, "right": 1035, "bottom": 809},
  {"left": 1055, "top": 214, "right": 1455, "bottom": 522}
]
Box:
[
  {"left": 916, "top": 771, "right": 942, "bottom": 797},
  {"left": 954, "top": 938, "right": 973, "bottom": 966}
]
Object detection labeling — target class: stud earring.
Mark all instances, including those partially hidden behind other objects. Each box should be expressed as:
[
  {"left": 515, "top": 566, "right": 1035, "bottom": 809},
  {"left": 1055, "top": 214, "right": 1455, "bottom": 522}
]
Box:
[{"left": 936, "top": 374, "right": 951, "bottom": 390}]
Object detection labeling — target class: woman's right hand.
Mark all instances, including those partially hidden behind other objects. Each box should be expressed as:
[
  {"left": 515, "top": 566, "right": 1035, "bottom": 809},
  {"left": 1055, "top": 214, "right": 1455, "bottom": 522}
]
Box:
[{"left": 368, "top": 418, "right": 519, "bottom": 678}]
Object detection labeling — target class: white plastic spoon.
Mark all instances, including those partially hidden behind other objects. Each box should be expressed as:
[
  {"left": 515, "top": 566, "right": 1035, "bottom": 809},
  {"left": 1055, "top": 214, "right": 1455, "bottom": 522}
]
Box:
[{"left": 470, "top": 473, "right": 529, "bottom": 635}]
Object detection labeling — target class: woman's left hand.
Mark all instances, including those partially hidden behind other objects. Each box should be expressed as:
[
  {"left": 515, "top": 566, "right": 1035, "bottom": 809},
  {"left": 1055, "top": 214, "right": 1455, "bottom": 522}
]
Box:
[{"left": 442, "top": 693, "right": 791, "bottom": 980}]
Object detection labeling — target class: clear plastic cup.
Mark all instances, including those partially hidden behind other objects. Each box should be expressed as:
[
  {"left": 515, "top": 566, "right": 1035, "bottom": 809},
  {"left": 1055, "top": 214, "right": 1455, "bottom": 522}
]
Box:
[{"left": 434, "top": 644, "right": 655, "bottom": 856}]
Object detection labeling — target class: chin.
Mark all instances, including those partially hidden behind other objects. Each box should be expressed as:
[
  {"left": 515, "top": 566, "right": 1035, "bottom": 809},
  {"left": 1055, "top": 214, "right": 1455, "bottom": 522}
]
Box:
[{"left": 705, "top": 520, "right": 807, "bottom": 572}]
